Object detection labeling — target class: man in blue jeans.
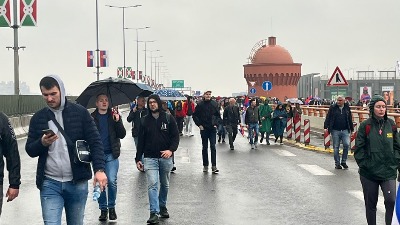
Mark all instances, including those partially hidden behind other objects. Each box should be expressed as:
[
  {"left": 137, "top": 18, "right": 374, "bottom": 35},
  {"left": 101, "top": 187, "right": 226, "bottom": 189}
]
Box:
[
  {"left": 135, "top": 94, "right": 179, "bottom": 224},
  {"left": 91, "top": 94, "right": 126, "bottom": 221},
  {"left": 193, "top": 90, "right": 222, "bottom": 173},
  {"left": 245, "top": 99, "right": 260, "bottom": 149},
  {"left": 324, "top": 95, "right": 354, "bottom": 169},
  {"left": 25, "top": 75, "right": 107, "bottom": 225}
]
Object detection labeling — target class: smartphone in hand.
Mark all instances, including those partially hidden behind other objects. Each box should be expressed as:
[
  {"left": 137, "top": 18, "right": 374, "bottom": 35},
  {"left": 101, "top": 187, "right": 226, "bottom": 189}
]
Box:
[{"left": 42, "top": 129, "right": 55, "bottom": 137}]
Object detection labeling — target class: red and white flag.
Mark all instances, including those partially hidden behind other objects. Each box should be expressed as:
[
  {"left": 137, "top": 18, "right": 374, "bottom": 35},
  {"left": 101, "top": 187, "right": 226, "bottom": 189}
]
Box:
[
  {"left": 20, "top": 0, "right": 37, "bottom": 26},
  {"left": 139, "top": 71, "right": 143, "bottom": 81},
  {"left": 0, "top": 0, "right": 11, "bottom": 27}
]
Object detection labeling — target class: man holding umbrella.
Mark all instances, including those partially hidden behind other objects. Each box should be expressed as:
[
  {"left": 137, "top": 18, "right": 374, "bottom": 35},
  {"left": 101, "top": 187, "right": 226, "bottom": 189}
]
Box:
[{"left": 91, "top": 94, "right": 126, "bottom": 221}]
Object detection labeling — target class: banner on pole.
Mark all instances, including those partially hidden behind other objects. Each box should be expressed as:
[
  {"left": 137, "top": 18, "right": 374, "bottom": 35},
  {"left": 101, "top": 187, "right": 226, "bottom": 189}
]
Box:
[
  {"left": 99, "top": 50, "right": 108, "bottom": 67},
  {"left": 86, "top": 51, "right": 94, "bottom": 67},
  {"left": 139, "top": 71, "right": 143, "bottom": 81},
  {"left": 0, "top": 0, "right": 11, "bottom": 27},
  {"left": 126, "top": 67, "right": 132, "bottom": 79},
  {"left": 20, "top": 0, "right": 37, "bottom": 26},
  {"left": 117, "top": 67, "right": 123, "bottom": 78}
]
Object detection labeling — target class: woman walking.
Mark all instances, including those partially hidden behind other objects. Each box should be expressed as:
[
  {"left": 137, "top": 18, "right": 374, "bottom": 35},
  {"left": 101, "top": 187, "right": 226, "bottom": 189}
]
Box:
[
  {"left": 259, "top": 99, "right": 273, "bottom": 145},
  {"left": 272, "top": 103, "right": 287, "bottom": 145}
]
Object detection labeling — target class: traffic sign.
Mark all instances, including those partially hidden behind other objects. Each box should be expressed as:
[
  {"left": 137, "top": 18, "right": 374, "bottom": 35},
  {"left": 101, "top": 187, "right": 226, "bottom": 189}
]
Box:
[
  {"left": 327, "top": 66, "right": 348, "bottom": 86},
  {"left": 250, "top": 88, "right": 256, "bottom": 94},
  {"left": 262, "top": 81, "right": 272, "bottom": 91},
  {"left": 172, "top": 80, "right": 184, "bottom": 88}
]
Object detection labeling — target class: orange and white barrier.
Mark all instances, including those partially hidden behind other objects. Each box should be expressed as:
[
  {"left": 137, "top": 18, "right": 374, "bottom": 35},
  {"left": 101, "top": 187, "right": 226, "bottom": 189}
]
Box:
[
  {"left": 286, "top": 118, "right": 293, "bottom": 139},
  {"left": 304, "top": 119, "right": 310, "bottom": 145}
]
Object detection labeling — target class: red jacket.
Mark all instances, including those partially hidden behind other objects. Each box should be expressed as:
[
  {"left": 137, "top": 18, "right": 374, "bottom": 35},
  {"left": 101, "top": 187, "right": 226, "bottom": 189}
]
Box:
[
  {"left": 182, "top": 101, "right": 195, "bottom": 117},
  {"left": 175, "top": 101, "right": 186, "bottom": 118}
]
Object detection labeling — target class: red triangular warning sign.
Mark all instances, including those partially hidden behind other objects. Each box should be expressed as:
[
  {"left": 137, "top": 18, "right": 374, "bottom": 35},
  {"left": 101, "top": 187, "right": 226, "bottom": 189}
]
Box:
[{"left": 327, "top": 66, "right": 348, "bottom": 86}]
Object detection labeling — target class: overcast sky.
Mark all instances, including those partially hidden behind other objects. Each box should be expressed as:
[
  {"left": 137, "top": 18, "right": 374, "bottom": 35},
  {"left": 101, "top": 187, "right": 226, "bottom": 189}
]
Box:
[{"left": 1, "top": 0, "right": 400, "bottom": 96}]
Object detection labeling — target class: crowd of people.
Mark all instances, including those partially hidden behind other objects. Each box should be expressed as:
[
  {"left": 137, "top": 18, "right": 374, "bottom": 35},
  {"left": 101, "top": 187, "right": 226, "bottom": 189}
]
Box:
[{"left": 2, "top": 77, "right": 400, "bottom": 224}]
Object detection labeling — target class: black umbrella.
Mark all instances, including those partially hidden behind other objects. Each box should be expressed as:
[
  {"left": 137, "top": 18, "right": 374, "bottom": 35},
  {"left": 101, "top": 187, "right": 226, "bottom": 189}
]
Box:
[{"left": 76, "top": 77, "right": 153, "bottom": 108}]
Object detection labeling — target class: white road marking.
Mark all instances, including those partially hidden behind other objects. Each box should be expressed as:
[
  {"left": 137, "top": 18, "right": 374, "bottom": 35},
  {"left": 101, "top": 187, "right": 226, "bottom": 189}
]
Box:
[
  {"left": 273, "top": 149, "right": 296, "bottom": 157},
  {"left": 347, "top": 190, "right": 385, "bottom": 213},
  {"left": 298, "top": 164, "right": 335, "bottom": 176}
]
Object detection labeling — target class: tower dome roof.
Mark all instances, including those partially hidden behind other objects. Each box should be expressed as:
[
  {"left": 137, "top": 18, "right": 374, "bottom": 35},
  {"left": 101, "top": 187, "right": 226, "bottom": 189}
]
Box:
[{"left": 250, "top": 37, "right": 294, "bottom": 64}]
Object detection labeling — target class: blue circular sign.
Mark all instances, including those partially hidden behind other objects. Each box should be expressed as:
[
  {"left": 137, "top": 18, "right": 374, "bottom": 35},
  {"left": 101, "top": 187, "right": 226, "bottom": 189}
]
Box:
[
  {"left": 262, "top": 81, "right": 272, "bottom": 91},
  {"left": 250, "top": 88, "right": 256, "bottom": 94}
]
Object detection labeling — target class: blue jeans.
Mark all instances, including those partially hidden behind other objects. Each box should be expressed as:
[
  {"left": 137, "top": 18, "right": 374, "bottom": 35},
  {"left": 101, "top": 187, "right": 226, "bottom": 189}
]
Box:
[
  {"left": 200, "top": 128, "right": 217, "bottom": 166},
  {"left": 40, "top": 177, "right": 88, "bottom": 225},
  {"left": 248, "top": 123, "right": 259, "bottom": 145},
  {"left": 217, "top": 124, "right": 226, "bottom": 139},
  {"left": 331, "top": 129, "right": 350, "bottom": 165},
  {"left": 143, "top": 157, "right": 173, "bottom": 214},
  {"left": 98, "top": 153, "right": 119, "bottom": 210}
]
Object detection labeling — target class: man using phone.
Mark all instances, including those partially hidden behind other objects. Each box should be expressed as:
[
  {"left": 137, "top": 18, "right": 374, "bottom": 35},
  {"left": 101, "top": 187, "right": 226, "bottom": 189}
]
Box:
[
  {"left": 25, "top": 75, "right": 107, "bottom": 225},
  {"left": 91, "top": 94, "right": 126, "bottom": 221},
  {"left": 0, "top": 112, "right": 21, "bottom": 217}
]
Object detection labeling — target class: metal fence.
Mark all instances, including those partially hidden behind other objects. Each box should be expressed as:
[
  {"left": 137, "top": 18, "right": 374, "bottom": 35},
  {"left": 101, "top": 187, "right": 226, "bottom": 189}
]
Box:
[{"left": 0, "top": 95, "right": 78, "bottom": 116}]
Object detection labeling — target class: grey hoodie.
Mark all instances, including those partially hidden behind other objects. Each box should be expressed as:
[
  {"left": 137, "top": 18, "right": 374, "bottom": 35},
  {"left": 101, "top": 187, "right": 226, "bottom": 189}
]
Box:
[{"left": 44, "top": 75, "right": 73, "bottom": 182}]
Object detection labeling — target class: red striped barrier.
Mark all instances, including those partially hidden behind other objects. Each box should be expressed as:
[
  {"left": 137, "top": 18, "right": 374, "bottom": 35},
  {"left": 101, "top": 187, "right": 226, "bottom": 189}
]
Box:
[
  {"left": 324, "top": 129, "right": 330, "bottom": 149},
  {"left": 286, "top": 117, "right": 293, "bottom": 139},
  {"left": 304, "top": 119, "right": 310, "bottom": 145},
  {"left": 294, "top": 117, "right": 301, "bottom": 142},
  {"left": 351, "top": 122, "right": 357, "bottom": 153}
]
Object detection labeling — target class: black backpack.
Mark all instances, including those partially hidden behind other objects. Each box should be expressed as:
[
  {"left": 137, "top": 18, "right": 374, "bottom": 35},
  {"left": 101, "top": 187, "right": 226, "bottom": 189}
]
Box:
[{"left": 176, "top": 101, "right": 183, "bottom": 111}]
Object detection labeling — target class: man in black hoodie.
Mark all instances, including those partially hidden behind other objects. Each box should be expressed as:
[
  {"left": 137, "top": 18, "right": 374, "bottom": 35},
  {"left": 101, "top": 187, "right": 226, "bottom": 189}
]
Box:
[
  {"left": 135, "top": 94, "right": 179, "bottom": 224},
  {"left": 0, "top": 112, "right": 21, "bottom": 216},
  {"left": 193, "top": 90, "right": 222, "bottom": 173}
]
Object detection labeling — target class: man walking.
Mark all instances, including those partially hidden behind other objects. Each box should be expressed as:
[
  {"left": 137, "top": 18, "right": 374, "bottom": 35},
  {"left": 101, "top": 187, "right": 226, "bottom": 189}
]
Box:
[
  {"left": 223, "top": 98, "right": 240, "bottom": 150},
  {"left": 324, "top": 95, "right": 354, "bottom": 169},
  {"left": 25, "top": 75, "right": 107, "bottom": 225},
  {"left": 245, "top": 99, "right": 261, "bottom": 149},
  {"left": 0, "top": 112, "right": 21, "bottom": 217},
  {"left": 193, "top": 90, "right": 221, "bottom": 173},
  {"left": 91, "top": 94, "right": 126, "bottom": 221},
  {"left": 135, "top": 94, "right": 179, "bottom": 224},
  {"left": 127, "top": 96, "right": 148, "bottom": 147}
]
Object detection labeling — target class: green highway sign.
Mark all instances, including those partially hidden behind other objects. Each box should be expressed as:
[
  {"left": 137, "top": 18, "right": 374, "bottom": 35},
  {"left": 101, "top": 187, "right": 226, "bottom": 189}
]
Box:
[{"left": 172, "top": 80, "right": 184, "bottom": 88}]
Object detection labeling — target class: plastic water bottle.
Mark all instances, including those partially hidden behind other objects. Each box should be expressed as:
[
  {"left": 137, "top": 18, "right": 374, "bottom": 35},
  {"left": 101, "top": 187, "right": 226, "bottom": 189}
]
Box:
[{"left": 93, "top": 183, "right": 101, "bottom": 201}]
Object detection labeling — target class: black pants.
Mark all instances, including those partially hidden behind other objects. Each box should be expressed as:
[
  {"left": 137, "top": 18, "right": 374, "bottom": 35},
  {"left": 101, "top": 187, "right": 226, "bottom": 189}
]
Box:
[
  {"left": 176, "top": 117, "right": 184, "bottom": 133},
  {"left": 260, "top": 132, "right": 270, "bottom": 143},
  {"left": 360, "top": 175, "right": 396, "bottom": 225},
  {"left": 225, "top": 124, "right": 238, "bottom": 148},
  {"left": 200, "top": 128, "right": 217, "bottom": 166}
]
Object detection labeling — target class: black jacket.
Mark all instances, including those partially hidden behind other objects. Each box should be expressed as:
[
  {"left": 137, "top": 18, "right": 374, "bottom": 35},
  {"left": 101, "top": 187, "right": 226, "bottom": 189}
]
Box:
[
  {"left": 245, "top": 106, "right": 260, "bottom": 125},
  {"left": 223, "top": 105, "right": 240, "bottom": 126},
  {"left": 0, "top": 112, "right": 21, "bottom": 189},
  {"left": 135, "top": 112, "right": 179, "bottom": 162},
  {"left": 127, "top": 107, "right": 148, "bottom": 137},
  {"left": 25, "top": 101, "right": 105, "bottom": 190},
  {"left": 193, "top": 100, "right": 221, "bottom": 129},
  {"left": 91, "top": 109, "right": 126, "bottom": 159},
  {"left": 324, "top": 103, "right": 354, "bottom": 133}
]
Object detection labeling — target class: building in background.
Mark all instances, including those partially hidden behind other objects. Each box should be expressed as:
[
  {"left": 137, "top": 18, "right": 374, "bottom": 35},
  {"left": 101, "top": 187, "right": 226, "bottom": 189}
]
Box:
[
  {"left": 0, "top": 81, "right": 33, "bottom": 95},
  {"left": 298, "top": 71, "right": 398, "bottom": 105},
  {"left": 243, "top": 36, "right": 302, "bottom": 101}
]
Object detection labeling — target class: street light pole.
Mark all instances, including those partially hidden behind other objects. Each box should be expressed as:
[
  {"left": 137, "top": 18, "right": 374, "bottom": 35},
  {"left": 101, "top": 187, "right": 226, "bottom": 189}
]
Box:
[
  {"left": 140, "top": 41, "right": 155, "bottom": 83},
  {"left": 106, "top": 5, "right": 141, "bottom": 79},
  {"left": 95, "top": 0, "right": 100, "bottom": 81},
  {"left": 125, "top": 27, "right": 150, "bottom": 83},
  {"left": 148, "top": 50, "right": 160, "bottom": 83}
]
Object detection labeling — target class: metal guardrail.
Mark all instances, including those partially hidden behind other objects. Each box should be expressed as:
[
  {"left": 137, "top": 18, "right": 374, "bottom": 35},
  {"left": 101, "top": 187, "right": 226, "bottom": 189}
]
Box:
[{"left": 0, "top": 95, "right": 78, "bottom": 116}]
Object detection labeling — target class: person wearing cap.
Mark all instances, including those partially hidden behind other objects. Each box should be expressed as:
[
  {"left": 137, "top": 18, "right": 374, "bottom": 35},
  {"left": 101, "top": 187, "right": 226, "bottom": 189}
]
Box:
[
  {"left": 135, "top": 94, "right": 179, "bottom": 224},
  {"left": 193, "top": 90, "right": 222, "bottom": 173},
  {"left": 354, "top": 95, "right": 400, "bottom": 225},
  {"left": 323, "top": 95, "right": 354, "bottom": 169}
]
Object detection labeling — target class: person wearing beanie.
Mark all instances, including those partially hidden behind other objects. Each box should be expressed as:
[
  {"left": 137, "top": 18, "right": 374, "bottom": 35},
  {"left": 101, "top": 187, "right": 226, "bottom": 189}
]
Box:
[
  {"left": 323, "top": 95, "right": 354, "bottom": 169},
  {"left": 354, "top": 95, "right": 400, "bottom": 225},
  {"left": 135, "top": 94, "right": 179, "bottom": 224}
]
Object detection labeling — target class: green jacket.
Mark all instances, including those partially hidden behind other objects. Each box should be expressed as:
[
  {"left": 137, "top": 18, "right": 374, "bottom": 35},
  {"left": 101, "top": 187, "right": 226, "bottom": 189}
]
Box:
[
  {"left": 258, "top": 104, "right": 273, "bottom": 133},
  {"left": 354, "top": 117, "right": 400, "bottom": 181}
]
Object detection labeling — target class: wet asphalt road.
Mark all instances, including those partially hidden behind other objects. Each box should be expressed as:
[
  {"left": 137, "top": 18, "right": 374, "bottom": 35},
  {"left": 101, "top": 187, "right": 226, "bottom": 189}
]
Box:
[{"left": 0, "top": 112, "right": 387, "bottom": 225}]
